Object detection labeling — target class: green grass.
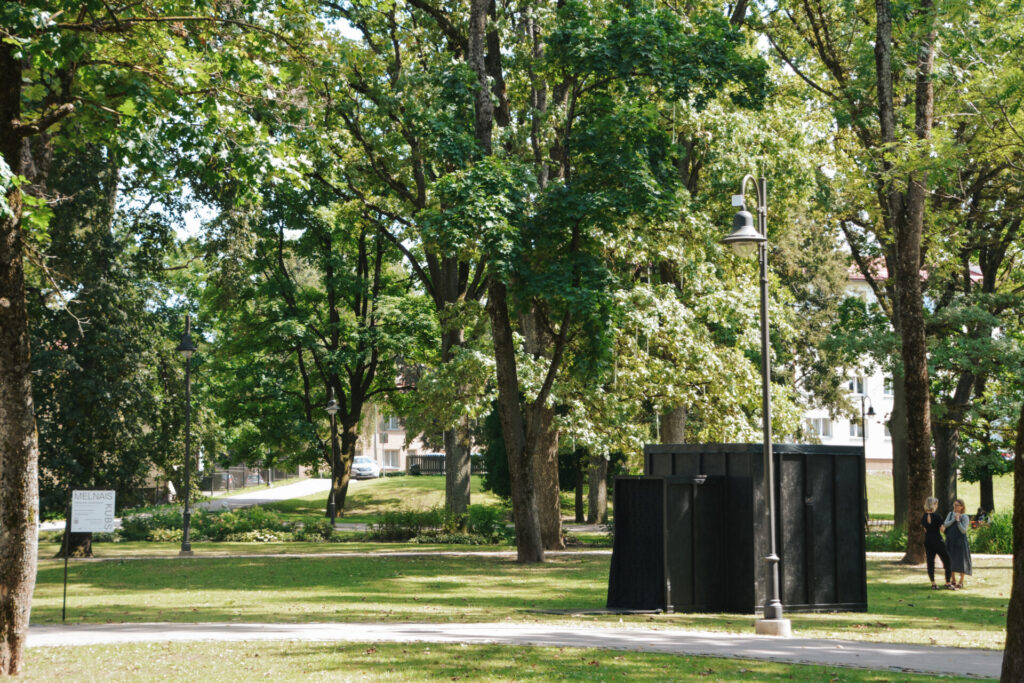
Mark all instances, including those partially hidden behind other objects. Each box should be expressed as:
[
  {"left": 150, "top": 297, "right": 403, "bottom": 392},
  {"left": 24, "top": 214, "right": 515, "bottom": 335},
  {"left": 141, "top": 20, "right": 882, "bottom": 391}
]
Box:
[
  {"left": 32, "top": 550, "right": 1010, "bottom": 650},
  {"left": 263, "top": 475, "right": 505, "bottom": 525},
  {"left": 867, "top": 471, "right": 1014, "bottom": 520},
  {"left": 20, "top": 641, "right": 982, "bottom": 682}
]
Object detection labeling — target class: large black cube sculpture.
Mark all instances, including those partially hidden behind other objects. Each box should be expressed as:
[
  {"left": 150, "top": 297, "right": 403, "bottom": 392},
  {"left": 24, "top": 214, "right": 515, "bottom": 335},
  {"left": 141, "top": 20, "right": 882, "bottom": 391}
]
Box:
[{"left": 607, "top": 443, "right": 867, "bottom": 613}]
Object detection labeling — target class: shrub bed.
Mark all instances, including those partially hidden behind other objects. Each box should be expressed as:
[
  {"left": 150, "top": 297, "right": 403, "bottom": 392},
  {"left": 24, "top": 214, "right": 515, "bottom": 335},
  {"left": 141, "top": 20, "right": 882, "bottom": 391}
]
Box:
[{"left": 368, "top": 505, "right": 513, "bottom": 544}]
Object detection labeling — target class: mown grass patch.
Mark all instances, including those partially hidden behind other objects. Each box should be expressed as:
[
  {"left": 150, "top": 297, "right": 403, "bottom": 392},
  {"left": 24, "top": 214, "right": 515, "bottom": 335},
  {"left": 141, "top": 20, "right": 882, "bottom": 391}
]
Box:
[
  {"left": 32, "top": 550, "right": 1010, "bottom": 650},
  {"left": 21, "top": 641, "right": 984, "bottom": 682}
]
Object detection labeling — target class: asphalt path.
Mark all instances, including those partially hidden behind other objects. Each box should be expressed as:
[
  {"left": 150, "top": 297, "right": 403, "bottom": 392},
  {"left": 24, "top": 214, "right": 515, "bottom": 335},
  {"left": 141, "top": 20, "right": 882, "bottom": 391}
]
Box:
[{"left": 26, "top": 622, "right": 1002, "bottom": 679}]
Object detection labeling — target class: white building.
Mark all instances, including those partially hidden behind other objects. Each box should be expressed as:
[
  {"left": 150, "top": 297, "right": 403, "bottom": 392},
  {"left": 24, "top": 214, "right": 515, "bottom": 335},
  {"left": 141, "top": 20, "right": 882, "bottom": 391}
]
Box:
[{"left": 803, "top": 270, "right": 894, "bottom": 471}]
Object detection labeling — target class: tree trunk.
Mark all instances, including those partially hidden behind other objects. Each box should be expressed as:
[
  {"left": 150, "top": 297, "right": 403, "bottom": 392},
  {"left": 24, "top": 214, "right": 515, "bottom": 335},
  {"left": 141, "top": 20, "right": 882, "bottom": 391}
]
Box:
[
  {"left": 442, "top": 326, "right": 471, "bottom": 515},
  {"left": 999, "top": 401, "right": 1024, "bottom": 681},
  {"left": 527, "top": 403, "right": 563, "bottom": 550},
  {"left": 588, "top": 452, "right": 608, "bottom": 524},
  {"left": 0, "top": 44, "right": 39, "bottom": 677},
  {"left": 57, "top": 520, "right": 93, "bottom": 559},
  {"left": 874, "top": 0, "right": 937, "bottom": 565},
  {"left": 980, "top": 473, "right": 995, "bottom": 514},
  {"left": 333, "top": 419, "right": 360, "bottom": 512},
  {"left": 932, "top": 422, "right": 959, "bottom": 515},
  {"left": 574, "top": 449, "right": 585, "bottom": 523},
  {"left": 890, "top": 370, "right": 910, "bottom": 529},
  {"left": 932, "top": 372, "right": 975, "bottom": 513},
  {"left": 659, "top": 405, "right": 687, "bottom": 444},
  {"left": 487, "top": 280, "right": 543, "bottom": 562}
]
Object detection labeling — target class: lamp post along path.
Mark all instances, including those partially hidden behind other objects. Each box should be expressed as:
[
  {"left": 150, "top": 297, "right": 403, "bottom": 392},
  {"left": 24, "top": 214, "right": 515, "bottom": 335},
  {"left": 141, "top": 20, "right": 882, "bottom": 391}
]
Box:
[
  {"left": 176, "top": 314, "right": 197, "bottom": 557},
  {"left": 722, "top": 175, "right": 791, "bottom": 637},
  {"left": 326, "top": 388, "right": 339, "bottom": 525}
]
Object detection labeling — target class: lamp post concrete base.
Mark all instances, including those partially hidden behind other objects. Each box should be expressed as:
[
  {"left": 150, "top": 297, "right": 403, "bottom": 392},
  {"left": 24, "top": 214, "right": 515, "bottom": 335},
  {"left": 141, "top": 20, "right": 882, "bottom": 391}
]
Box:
[
  {"left": 755, "top": 618, "right": 792, "bottom": 637},
  {"left": 178, "top": 550, "right": 194, "bottom": 557}
]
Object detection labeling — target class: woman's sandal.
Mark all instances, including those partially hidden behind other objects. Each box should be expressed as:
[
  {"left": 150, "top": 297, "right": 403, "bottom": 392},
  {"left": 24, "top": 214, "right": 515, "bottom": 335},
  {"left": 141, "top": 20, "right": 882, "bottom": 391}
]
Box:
[
  {"left": 945, "top": 584, "right": 957, "bottom": 590},
  {"left": 931, "top": 584, "right": 940, "bottom": 590}
]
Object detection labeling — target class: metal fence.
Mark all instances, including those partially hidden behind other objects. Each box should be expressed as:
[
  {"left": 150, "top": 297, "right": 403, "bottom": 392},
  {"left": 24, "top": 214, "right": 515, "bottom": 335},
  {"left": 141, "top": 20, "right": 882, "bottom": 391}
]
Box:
[
  {"left": 199, "top": 465, "right": 300, "bottom": 494},
  {"left": 406, "top": 454, "right": 486, "bottom": 475}
]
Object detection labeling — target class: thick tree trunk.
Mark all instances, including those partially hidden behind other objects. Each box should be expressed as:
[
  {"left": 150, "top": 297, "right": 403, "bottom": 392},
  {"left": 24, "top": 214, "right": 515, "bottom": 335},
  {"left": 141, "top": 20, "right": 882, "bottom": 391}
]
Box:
[
  {"left": 980, "top": 473, "right": 995, "bottom": 514},
  {"left": 659, "top": 405, "right": 687, "bottom": 444},
  {"left": 0, "top": 44, "right": 39, "bottom": 677},
  {"left": 874, "top": 0, "right": 936, "bottom": 564},
  {"left": 333, "top": 420, "right": 360, "bottom": 512},
  {"left": 527, "top": 404, "right": 563, "bottom": 550},
  {"left": 890, "top": 370, "right": 910, "bottom": 529},
  {"left": 487, "top": 280, "right": 543, "bottom": 562},
  {"left": 587, "top": 452, "right": 608, "bottom": 524},
  {"left": 1000, "top": 401, "right": 1024, "bottom": 681},
  {"left": 442, "top": 326, "right": 471, "bottom": 515}
]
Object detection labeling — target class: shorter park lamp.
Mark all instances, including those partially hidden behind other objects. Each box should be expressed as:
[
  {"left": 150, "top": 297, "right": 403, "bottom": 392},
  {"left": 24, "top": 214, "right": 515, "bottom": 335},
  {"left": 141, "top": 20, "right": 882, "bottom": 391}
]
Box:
[
  {"left": 326, "top": 388, "right": 339, "bottom": 525},
  {"left": 176, "top": 314, "right": 198, "bottom": 557},
  {"left": 721, "top": 174, "right": 791, "bottom": 637},
  {"left": 861, "top": 395, "right": 876, "bottom": 531}
]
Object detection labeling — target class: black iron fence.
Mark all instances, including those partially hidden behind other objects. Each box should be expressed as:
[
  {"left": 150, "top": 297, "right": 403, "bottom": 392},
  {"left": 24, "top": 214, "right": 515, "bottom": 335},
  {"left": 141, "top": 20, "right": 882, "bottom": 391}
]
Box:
[
  {"left": 406, "top": 454, "right": 486, "bottom": 475},
  {"left": 199, "top": 466, "right": 300, "bottom": 494}
]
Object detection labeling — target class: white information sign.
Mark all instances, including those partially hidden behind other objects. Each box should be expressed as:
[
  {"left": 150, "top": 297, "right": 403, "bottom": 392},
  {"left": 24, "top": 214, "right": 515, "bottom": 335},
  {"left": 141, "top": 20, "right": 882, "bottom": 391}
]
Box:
[{"left": 71, "top": 490, "right": 116, "bottom": 533}]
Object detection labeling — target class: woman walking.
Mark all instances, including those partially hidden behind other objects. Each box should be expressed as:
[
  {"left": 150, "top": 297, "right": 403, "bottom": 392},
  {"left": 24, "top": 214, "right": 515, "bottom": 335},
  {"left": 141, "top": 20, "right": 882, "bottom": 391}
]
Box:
[
  {"left": 922, "top": 497, "right": 953, "bottom": 589},
  {"left": 944, "top": 498, "right": 973, "bottom": 589}
]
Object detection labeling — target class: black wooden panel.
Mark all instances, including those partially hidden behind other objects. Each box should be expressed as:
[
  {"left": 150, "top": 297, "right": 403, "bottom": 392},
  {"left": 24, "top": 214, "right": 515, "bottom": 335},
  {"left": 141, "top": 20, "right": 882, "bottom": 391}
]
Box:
[
  {"left": 778, "top": 454, "right": 805, "bottom": 606},
  {"left": 607, "top": 478, "right": 665, "bottom": 610},
  {"left": 808, "top": 454, "right": 837, "bottom": 605},
  {"left": 835, "top": 454, "right": 866, "bottom": 605},
  {"left": 665, "top": 479, "right": 692, "bottom": 610}
]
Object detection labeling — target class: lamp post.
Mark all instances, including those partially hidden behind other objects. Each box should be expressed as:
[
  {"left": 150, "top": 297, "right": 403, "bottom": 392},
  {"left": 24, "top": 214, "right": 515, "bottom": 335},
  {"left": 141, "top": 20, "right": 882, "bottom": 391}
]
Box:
[
  {"left": 721, "top": 175, "right": 790, "bottom": 636},
  {"left": 176, "top": 314, "right": 197, "bottom": 557},
  {"left": 861, "top": 395, "right": 876, "bottom": 531},
  {"left": 326, "top": 387, "right": 339, "bottom": 525}
]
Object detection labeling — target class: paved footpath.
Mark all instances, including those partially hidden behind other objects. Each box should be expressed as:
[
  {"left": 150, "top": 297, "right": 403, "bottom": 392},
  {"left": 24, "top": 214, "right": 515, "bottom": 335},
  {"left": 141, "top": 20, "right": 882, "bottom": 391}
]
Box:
[{"left": 27, "top": 621, "right": 1002, "bottom": 679}]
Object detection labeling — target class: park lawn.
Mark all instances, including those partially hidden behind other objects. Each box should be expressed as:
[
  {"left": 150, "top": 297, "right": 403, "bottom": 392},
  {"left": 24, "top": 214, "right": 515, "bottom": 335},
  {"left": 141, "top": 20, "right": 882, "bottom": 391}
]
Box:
[
  {"left": 31, "top": 551, "right": 1010, "bottom": 650},
  {"left": 263, "top": 475, "right": 506, "bottom": 525},
  {"left": 20, "top": 641, "right": 983, "bottom": 682},
  {"left": 866, "top": 471, "right": 1013, "bottom": 520}
]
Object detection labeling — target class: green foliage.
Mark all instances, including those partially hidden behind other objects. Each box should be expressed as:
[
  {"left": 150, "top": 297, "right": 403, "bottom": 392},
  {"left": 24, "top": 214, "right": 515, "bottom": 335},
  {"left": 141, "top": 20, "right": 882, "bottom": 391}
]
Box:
[
  {"left": 293, "top": 519, "right": 337, "bottom": 542},
  {"left": 119, "top": 506, "right": 293, "bottom": 543},
  {"left": 367, "top": 505, "right": 512, "bottom": 544},
  {"left": 971, "top": 513, "right": 1012, "bottom": 555},
  {"left": 865, "top": 527, "right": 908, "bottom": 552}
]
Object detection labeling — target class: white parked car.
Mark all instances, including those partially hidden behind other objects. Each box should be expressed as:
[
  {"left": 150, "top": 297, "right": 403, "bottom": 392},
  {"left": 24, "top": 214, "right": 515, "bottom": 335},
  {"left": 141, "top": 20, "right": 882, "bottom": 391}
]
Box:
[{"left": 351, "top": 456, "right": 382, "bottom": 479}]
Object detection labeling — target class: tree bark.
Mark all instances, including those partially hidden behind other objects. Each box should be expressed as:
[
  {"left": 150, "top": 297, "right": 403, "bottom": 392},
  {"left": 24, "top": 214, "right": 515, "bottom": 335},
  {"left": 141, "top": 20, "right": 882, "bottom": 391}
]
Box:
[
  {"left": 487, "top": 281, "right": 544, "bottom": 562},
  {"left": 574, "top": 449, "right": 585, "bottom": 523},
  {"left": 587, "top": 452, "right": 608, "bottom": 524},
  {"left": 932, "top": 371, "right": 974, "bottom": 513},
  {"left": 980, "top": 473, "right": 995, "bottom": 514},
  {"left": 528, "top": 403, "right": 564, "bottom": 550},
  {"left": 874, "top": 0, "right": 936, "bottom": 564},
  {"left": 333, "top": 419, "right": 360, "bottom": 512},
  {"left": 1000, "top": 401, "right": 1024, "bottom": 681},
  {"left": 57, "top": 522, "right": 93, "bottom": 559},
  {"left": 442, "top": 325, "right": 471, "bottom": 515},
  {"left": 0, "top": 43, "right": 39, "bottom": 677},
  {"left": 890, "top": 370, "right": 910, "bottom": 529},
  {"left": 659, "top": 405, "right": 687, "bottom": 444}
]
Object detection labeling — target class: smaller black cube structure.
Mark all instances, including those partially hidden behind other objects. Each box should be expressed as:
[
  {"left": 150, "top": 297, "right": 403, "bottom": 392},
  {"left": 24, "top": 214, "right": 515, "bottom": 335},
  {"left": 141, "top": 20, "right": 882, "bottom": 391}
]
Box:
[
  {"left": 607, "top": 443, "right": 867, "bottom": 614},
  {"left": 607, "top": 475, "right": 755, "bottom": 612}
]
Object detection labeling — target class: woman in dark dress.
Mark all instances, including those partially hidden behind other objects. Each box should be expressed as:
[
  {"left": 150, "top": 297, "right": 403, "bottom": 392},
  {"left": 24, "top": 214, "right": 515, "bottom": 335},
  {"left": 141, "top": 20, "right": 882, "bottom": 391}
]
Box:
[
  {"left": 943, "top": 498, "right": 973, "bottom": 589},
  {"left": 922, "top": 497, "right": 953, "bottom": 589}
]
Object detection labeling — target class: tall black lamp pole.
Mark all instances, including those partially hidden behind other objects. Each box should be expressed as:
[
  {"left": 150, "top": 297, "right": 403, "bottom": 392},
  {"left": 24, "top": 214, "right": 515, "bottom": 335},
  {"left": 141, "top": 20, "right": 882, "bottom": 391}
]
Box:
[
  {"left": 176, "top": 314, "right": 197, "bottom": 556},
  {"left": 326, "top": 388, "right": 339, "bottom": 525},
  {"left": 861, "top": 395, "right": 876, "bottom": 531},
  {"left": 721, "top": 175, "right": 790, "bottom": 636}
]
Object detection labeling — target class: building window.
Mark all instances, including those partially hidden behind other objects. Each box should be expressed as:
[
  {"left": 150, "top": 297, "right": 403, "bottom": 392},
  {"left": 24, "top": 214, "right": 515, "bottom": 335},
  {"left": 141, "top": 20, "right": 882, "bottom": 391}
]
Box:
[
  {"left": 884, "top": 424, "right": 892, "bottom": 440},
  {"left": 384, "top": 450, "right": 400, "bottom": 469},
  {"left": 849, "top": 421, "right": 864, "bottom": 438},
  {"left": 883, "top": 376, "right": 894, "bottom": 396},
  {"left": 807, "top": 417, "right": 833, "bottom": 439},
  {"left": 847, "top": 376, "right": 865, "bottom": 395},
  {"left": 382, "top": 416, "right": 401, "bottom": 431},
  {"left": 379, "top": 431, "right": 388, "bottom": 444}
]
